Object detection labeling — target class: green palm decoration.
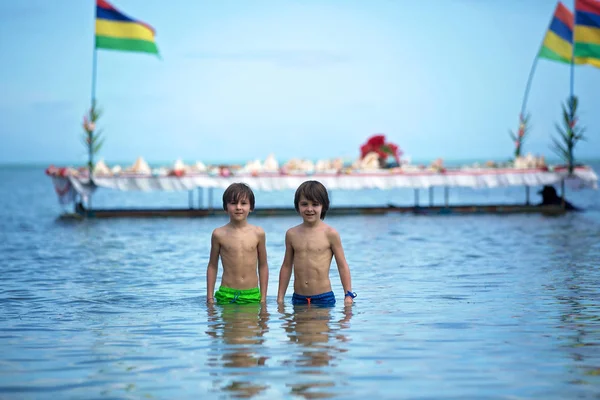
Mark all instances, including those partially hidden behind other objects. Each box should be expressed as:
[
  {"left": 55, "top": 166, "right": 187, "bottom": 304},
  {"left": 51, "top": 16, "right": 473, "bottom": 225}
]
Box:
[
  {"left": 551, "top": 96, "right": 585, "bottom": 175},
  {"left": 81, "top": 100, "right": 105, "bottom": 177},
  {"left": 509, "top": 112, "right": 531, "bottom": 158}
]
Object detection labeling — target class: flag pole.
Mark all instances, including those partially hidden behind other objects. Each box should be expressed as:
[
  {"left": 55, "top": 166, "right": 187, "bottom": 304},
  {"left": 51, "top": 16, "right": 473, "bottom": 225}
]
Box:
[
  {"left": 88, "top": 0, "right": 98, "bottom": 210},
  {"left": 570, "top": 2, "right": 576, "bottom": 100},
  {"left": 90, "top": 48, "right": 97, "bottom": 176},
  {"left": 519, "top": 54, "right": 540, "bottom": 118},
  {"left": 89, "top": 0, "right": 98, "bottom": 176},
  {"left": 519, "top": 3, "right": 558, "bottom": 118},
  {"left": 91, "top": 49, "right": 97, "bottom": 110},
  {"left": 512, "top": 9, "right": 552, "bottom": 159},
  {"left": 567, "top": 0, "right": 577, "bottom": 182},
  {"left": 570, "top": 55, "right": 575, "bottom": 98}
]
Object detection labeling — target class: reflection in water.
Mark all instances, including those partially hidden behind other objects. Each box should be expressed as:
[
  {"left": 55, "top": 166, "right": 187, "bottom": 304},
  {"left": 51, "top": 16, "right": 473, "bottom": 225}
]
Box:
[
  {"left": 552, "top": 259, "right": 600, "bottom": 382},
  {"left": 541, "top": 217, "right": 600, "bottom": 384},
  {"left": 279, "top": 304, "right": 353, "bottom": 399},
  {"left": 206, "top": 303, "right": 270, "bottom": 398}
]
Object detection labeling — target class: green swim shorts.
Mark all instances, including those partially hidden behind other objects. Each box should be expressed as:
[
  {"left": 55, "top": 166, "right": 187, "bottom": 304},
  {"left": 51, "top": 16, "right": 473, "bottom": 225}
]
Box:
[{"left": 215, "top": 286, "right": 261, "bottom": 304}]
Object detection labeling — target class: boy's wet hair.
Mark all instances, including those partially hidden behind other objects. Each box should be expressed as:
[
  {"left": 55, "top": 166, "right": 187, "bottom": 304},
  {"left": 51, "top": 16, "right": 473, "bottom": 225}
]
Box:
[
  {"left": 222, "top": 183, "right": 255, "bottom": 211},
  {"left": 294, "top": 180, "right": 330, "bottom": 220}
]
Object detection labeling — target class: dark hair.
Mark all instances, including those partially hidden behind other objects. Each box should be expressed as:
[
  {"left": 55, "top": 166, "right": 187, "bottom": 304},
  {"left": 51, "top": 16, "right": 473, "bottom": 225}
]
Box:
[
  {"left": 294, "top": 180, "right": 330, "bottom": 220},
  {"left": 222, "top": 183, "right": 255, "bottom": 211}
]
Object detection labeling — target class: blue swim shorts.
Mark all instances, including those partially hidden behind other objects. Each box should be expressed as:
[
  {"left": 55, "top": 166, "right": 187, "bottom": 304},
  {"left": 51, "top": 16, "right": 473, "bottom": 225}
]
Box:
[{"left": 292, "top": 291, "right": 336, "bottom": 307}]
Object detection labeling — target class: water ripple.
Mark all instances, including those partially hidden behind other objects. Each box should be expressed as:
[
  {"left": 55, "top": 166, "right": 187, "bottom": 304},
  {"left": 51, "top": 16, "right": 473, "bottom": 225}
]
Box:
[{"left": 1, "top": 166, "right": 600, "bottom": 398}]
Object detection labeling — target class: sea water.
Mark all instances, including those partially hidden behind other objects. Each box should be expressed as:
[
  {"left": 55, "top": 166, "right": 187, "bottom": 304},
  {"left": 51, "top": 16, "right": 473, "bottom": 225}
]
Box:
[{"left": 1, "top": 164, "right": 599, "bottom": 399}]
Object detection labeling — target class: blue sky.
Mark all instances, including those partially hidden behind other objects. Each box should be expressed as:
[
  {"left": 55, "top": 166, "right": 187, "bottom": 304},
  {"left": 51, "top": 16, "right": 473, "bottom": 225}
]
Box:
[{"left": 1, "top": 0, "right": 599, "bottom": 165}]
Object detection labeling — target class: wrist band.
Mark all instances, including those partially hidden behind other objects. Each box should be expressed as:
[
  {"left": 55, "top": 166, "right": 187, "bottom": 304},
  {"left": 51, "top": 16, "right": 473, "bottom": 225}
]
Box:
[{"left": 345, "top": 291, "right": 357, "bottom": 298}]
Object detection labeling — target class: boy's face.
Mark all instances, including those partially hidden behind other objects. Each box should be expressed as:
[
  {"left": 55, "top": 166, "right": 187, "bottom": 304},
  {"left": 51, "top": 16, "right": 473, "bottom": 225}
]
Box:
[
  {"left": 298, "top": 195, "right": 322, "bottom": 222},
  {"left": 226, "top": 196, "right": 251, "bottom": 221}
]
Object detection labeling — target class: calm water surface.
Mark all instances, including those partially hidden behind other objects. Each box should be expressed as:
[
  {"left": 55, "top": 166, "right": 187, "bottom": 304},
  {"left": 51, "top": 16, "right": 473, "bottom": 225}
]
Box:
[{"left": 1, "top": 165, "right": 600, "bottom": 399}]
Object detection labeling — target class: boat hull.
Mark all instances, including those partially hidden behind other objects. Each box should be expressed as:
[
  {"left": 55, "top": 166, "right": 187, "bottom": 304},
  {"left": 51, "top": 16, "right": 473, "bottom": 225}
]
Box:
[{"left": 58, "top": 204, "right": 569, "bottom": 219}]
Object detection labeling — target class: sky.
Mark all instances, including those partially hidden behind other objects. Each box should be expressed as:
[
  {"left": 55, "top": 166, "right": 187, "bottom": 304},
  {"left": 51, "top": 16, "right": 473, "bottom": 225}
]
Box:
[{"left": 1, "top": 0, "right": 599, "bottom": 166}]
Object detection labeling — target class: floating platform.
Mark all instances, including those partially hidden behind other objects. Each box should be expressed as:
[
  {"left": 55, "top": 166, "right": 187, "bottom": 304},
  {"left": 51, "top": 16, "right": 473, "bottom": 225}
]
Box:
[
  {"left": 58, "top": 203, "right": 570, "bottom": 220},
  {"left": 49, "top": 165, "right": 594, "bottom": 220}
]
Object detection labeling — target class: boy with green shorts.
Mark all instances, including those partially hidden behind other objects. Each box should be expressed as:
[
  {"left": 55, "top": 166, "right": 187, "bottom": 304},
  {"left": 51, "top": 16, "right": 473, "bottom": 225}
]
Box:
[{"left": 206, "top": 183, "right": 268, "bottom": 304}]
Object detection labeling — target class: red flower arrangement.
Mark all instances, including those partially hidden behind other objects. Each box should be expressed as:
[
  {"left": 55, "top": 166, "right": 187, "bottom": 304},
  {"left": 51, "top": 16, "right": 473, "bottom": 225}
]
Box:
[
  {"left": 359, "top": 134, "right": 402, "bottom": 165},
  {"left": 45, "top": 165, "right": 70, "bottom": 177}
]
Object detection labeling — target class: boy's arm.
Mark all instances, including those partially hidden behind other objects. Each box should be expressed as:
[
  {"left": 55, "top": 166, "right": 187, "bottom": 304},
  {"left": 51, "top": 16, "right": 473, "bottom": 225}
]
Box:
[
  {"left": 206, "top": 230, "right": 220, "bottom": 303},
  {"left": 277, "top": 230, "right": 294, "bottom": 303},
  {"left": 257, "top": 228, "right": 269, "bottom": 303},
  {"left": 329, "top": 229, "right": 354, "bottom": 303}
]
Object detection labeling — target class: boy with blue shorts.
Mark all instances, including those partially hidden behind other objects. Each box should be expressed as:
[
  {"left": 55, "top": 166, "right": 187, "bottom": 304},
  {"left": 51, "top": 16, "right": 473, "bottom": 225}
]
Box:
[
  {"left": 277, "top": 180, "right": 356, "bottom": 307},
  {"left": 206, "top": 183, "right": 268, "bottom": 304}
]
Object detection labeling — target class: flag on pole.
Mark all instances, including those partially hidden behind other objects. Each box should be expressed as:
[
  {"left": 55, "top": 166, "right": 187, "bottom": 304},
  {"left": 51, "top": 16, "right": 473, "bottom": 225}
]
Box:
[
  {"left": 539, "top": 2, "right": 576, "bottom": 64},
  {"left": 574, "top": 0, "right": 600, "bottom": 68},
  {"left": 95, "top": 0, "right": 159, "bottom": 56}
]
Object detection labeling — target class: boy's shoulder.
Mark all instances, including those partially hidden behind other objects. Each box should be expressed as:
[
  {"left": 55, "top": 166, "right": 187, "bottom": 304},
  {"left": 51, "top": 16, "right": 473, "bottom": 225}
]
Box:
[
  {"left": 249, "top": 224, "right": 266, "bottom": 239},
  {"left": 212, "top": 225, "right": 228, "bottom": 236},
  {"left": 321, "top": 223, "right": 339, "bottom": 239},
  {"left": 286, "top": 224, "right": 304, "bottom": 235},
  {"left": 211, "top": 224, "right": 234, "bottom": 240}
]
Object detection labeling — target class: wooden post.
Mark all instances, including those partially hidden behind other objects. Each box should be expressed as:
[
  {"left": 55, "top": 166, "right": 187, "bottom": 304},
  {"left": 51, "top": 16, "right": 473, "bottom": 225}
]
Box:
[
  {"left": 561, "top": 179, "right": 565, "bottom": 209},
  {"left": 444, "top": 187, "right": 449, "bottom": 207},
  {"left": 414, "top": 189, "right": 419, "bottom": 206},
  {"left": 188, "top": 190, "right": 193, "bottom": 209},
  {"left": 429, "top": 187, "right": 434, "bottom": 206},
  {"left": 208, "top": 187, "right": 214, "bottom": 210},
  {"left": 525, "top": 186, "right": 530, "bottom": 205},
  {"left": 198, "top": 187, "right": 203, "bottom": 209}
]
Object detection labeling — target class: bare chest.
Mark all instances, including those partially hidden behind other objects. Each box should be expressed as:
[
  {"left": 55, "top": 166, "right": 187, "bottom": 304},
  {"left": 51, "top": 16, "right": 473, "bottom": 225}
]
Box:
[
  {"left": 293, "top": 236, "right": 331, "bottom": 255},
  {"left": 220, "top": 237, "right": 258, "bottom": 255}
]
